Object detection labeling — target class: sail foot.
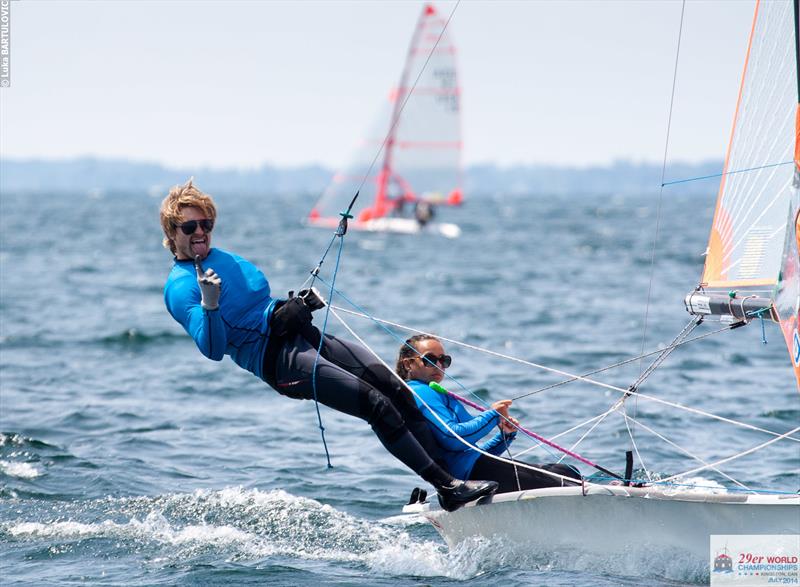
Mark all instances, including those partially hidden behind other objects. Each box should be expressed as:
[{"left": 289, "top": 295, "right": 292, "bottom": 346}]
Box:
[{"left": 684, "top": 291, "right": 777, "bottom": 322}]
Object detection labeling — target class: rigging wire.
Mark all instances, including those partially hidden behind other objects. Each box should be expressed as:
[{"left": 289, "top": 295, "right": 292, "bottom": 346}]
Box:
[
  {"left": 331, "top": 302, "right": 736, "bottom": 402},
  {"left": 660, "top": 426, "right": 800, "bottom": 484},
  {"left": 629, "top": 0, "right": 687, "bottom": 469},
  {"left": 616, "top": 410, "right": 752, "bottom": 492},
  {"left": 325, "top": 303, "right": 601, "bottom": 486},
  {"left": 302, "top": 1, "right": 462, "bottom": 461},
  {"left": 621, "top": 404, "right": 651, "bottom": 480},
  {"left": 638, "top": 0, "right": 687, "bottom": 372},
  {"left": 310, "top": 0, "right": 462, "bottom": 277},
  {"left": 662, "top": 160, "right": 795, "bottom": 186},
  {"left": 319, "top": 287, "right": 800, "bottom": 444}
]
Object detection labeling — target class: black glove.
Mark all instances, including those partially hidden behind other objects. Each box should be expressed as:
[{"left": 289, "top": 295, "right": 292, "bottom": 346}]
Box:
[
  {"left": 298, "top": 287, "right": 326, "bottom": 311},
  {"left": 271, "top": 295, "right": 313, "bottom": 338}
]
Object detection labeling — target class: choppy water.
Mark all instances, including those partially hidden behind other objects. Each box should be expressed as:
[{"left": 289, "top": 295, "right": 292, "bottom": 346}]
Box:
[{"left": 1, "top": 188, "right": 797, "bottom": 586}]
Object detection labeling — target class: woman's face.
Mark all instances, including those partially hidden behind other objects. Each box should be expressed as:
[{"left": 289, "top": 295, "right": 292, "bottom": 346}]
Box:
[
  {"left": 405, "top": 338, "right": 449, "bottom": 384},
  {"left": 173, "top": 206, "right": 214, "bottom": 260}
]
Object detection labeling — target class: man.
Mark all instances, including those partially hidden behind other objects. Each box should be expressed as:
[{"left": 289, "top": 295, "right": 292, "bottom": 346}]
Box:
[{"left": 160, "top": 179, "right": 497, "bottom": 511}]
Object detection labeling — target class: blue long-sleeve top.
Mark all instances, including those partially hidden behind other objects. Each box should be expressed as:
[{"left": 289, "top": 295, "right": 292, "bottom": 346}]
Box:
[
  {"left": 407, "top": 379, "right": 516, "bottom": 479},
  {"left": 164, "top": 248, "right": 280, "bottom": 380}
]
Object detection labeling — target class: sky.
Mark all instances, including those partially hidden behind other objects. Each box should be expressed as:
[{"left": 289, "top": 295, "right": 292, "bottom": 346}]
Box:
[{"left": 0, "top": 0, "right": 758, "bottom": 170}]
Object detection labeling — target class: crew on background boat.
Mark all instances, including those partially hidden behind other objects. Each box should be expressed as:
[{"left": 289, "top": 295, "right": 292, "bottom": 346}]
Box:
[
  {"left": 159, "top": 179, "right": 498, "bottom": 511},
  {"left": 397, "top": 335, "right": 582, "bottom": 493}
]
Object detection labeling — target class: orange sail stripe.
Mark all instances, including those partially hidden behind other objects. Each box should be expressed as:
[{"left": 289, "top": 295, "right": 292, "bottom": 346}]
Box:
[{"left": 702, "top": 0, "right": 762, "bottom": 286}]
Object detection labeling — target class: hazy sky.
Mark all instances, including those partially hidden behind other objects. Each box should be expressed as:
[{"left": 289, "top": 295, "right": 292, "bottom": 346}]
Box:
[{"left": 0, "top": 0, "right": 757, "bottom": 169}]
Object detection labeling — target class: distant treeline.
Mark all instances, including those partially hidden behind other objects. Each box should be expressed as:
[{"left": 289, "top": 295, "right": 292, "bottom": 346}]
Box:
[{"left": 0, "top": 157, "right": 723, "bottom": 197}]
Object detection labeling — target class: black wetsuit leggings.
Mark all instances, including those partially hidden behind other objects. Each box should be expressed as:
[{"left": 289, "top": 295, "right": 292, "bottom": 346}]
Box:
[
  {"left": 264, "top": 330, "right": 453, "bottom": 488},
  {"left": 468, "top": 458, "right": 581, "bottom": 494}
]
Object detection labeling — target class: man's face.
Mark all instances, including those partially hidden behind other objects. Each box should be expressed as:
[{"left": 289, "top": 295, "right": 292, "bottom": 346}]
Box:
[{"left": 174, "top": 206, "right": 213, "bottom": 260}]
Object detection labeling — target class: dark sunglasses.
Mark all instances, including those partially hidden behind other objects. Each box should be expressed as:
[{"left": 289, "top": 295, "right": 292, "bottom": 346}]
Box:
[
  {"left": 420, "top": 353, "right": 452, "bottom": 369},
  {"left": 177, "top": 219, "right": 214, "bottom": 235}
]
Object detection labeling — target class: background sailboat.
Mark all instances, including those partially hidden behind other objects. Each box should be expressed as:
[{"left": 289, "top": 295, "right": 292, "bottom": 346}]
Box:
[{"left": 307, "top": 3, "right": 464, "bottom": 238}]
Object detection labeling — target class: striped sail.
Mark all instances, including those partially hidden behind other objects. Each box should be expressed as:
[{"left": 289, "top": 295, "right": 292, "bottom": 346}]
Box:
[
  {"left": 309, "top": 3, "right": 462, "bottom": 227},
  {"left": 701, "top": 0, "right": 797, "bottom": 293},
  {"left": 691, "top": 0, "right": 800, "bottom": 387}
]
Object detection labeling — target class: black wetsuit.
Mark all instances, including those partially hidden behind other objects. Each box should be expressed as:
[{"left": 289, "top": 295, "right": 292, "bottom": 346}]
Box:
[
  {"left": 263, "top": 328, "right": 450, "bottom": 486},
  {"left": 468, "top": 458, "right": 581, "bottom": 494},
  {"left": 165, "top": 249, "right": 454, "bottom": 489}
]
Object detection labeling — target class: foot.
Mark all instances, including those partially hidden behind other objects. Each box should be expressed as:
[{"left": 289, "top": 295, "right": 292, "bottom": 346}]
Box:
[{"left": 436, "top": 479, "right": 498, "bottom": 512}]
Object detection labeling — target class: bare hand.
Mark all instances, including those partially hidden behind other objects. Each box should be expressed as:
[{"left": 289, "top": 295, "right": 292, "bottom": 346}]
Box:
[
  {"left": 491, "top": 399, "right": 512, "bottom": 419},
  {"left": 500, "top": 416, "right": 519, "bottom": 434}
]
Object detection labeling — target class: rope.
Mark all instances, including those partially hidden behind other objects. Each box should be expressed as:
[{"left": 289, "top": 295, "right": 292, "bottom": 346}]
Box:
[
  {"left": 305, "top": 281, "right": 798, "bottom": 496},
  {"left": 514, "top": 318, "right": 722, "bottom": 401},
  {"left": 437, "top": 383, "right": 623, "bottom": 479},
  {"left": 662, "top": 161, "right": 795, "bottom": 187},
  {"left": 325, "top": 304, "right": 586, "bottom": 487},
  {"left": 625, "top": 0, "right": 687, "bottom": 468},
  {"left": 660, "top": 426, "right": 800, "bottom": 484},
  {"left": 556, "top": 403, "right": 619, "bottom": 465},
  {"left": 621, "top": 403, "right": 651, "bottom": 481},
  {"left": 308, "top": 235, "right": 349, "bottom": 468},
  {"left": 627, "top": 316, "right": 701, "bottom": 395},
  {"left": 617, "top": 409, "right": 751, "bottom": 492},
  {"left": 637, "top": 0, "right": 686, "bottom": 373},
  {"left": 302, "top": 1, "right": 463, "bottom": 465},
  {"left": 324, "top": 294, "right": 799, "bottom": 444}
]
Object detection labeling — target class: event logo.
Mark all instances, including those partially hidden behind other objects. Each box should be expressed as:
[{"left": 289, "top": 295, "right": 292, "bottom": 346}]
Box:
[{"left": 710, "top": 535, "right": 799, "bottom": 586}]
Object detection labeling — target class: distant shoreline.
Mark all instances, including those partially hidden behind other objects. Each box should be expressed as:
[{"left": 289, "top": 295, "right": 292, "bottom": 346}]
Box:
[{"left": 0, "top": 156, "right": 723, "bottom": 196}]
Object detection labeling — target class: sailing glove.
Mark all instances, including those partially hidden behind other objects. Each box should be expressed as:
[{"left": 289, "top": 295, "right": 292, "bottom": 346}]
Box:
[
  {"left": 195, "top": 257, "right": 221, "bottom": 311},
  {"left": 271, "top": 295, "right": 313, "bottom": 337},
  {"left": 298, "top": 287, "right": 326, "bottom": 311}
]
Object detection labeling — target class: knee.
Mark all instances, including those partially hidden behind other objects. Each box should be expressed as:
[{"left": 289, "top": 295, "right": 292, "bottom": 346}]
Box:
[{"left": 359, "top": 387, "right": 406, "bottom": 442}]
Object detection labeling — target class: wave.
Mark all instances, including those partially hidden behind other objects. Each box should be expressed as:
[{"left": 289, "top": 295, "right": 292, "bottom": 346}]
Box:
[
  {"left": 0, "top": 461, "right": 41, "bottom": 480},
  {"left": 0, "top": 486, "right": 712, "bottom": 583},
  {"left": 0, "top": 329, "right": 187, "bottom": 350},
  {"left": 99, "top": 329, "right": 187, "bottom": 347}
]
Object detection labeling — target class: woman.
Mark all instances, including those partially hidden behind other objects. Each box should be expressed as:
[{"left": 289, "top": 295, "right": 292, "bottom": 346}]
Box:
[
  {"left": 397, "top": 334, "right": 581, "bottom": 493},
  {"left": 159, "top": 179, "right": 498, "bottom": 512}
]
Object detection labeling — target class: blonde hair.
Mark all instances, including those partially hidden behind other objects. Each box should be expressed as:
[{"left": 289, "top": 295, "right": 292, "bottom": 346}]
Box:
[
  {"left": 396, "top": 334, "right": 439, "bottom": 380},
  {"left": 159, "top": 178, "right": 217, "bottom": 254}
]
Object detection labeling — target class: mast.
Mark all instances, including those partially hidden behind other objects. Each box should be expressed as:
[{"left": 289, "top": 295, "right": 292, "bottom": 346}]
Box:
[{"left": 373, "top": 5, "right": 433, "bottom": 219}]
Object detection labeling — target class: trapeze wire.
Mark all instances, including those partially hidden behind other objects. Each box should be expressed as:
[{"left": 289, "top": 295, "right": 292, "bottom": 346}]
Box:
[{"left": 325, "top": 299, "right": 800, "bottom": 443}]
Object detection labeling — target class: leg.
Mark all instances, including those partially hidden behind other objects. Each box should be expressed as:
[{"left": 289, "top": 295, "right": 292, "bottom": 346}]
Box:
[
  {"left": 273, "top": 334, "right": 450, "bottom": 485},
  {"left": 469, "top": 455, "right": 581, "bottom": 493},
  {"left": 271, "top": 333, "right": 498, "bottom": 510},
  {"left": 306, "top": 331, "right": 446, "bottom": 466}
]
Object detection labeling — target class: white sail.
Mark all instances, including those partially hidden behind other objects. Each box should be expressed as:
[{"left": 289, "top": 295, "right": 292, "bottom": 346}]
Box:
[
  {"left": 308, "top": 3, "right": 463, "bottom": 230},
  {"left": 702, "top": 0, "right": 796, "bottom": 292}
]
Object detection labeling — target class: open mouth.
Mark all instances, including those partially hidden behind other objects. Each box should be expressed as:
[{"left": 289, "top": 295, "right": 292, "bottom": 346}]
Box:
[{"left": 190, "top": 238, "right": 208, "bottom": 254}]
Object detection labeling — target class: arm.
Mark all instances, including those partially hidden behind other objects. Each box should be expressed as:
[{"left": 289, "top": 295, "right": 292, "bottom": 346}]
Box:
[
  {"left": 165, "top": 274, "right": 227, "bottom": 361},
  {"left": 421, "top": 390, "right": 501, "bottom": 451},
  {"left": 480, "top": 429, "right": 517, "bottom": 455}
]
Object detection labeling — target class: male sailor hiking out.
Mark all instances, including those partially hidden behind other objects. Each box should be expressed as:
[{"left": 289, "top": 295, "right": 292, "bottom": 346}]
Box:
[
  {"left": 159, "top": 179, "right": 498, "bottom": 511},
  {"left": 398, "top": 335, "right": 582, "bottom": 494}
]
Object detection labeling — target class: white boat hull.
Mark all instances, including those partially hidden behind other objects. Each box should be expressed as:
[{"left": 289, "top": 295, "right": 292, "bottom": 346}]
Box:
[
  {"left": 410, "top": 485, "right": 799, "bottom": 563},
  {"left": 307, "top": 216, "right": 461, "bottom": 239}
]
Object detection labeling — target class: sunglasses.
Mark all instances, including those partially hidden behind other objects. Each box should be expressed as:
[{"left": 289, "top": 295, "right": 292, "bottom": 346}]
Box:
[
  {"left": 420, "top": 353, "right": 452, "bottom": 369},
  {"left": 177, "top": 219, "right": 214, "bottom": 235}
]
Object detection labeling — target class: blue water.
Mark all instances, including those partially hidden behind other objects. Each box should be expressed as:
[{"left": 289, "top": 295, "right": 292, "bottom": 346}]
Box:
[{"left": 1, "top": 189, "right": 796, "bottom": 586}]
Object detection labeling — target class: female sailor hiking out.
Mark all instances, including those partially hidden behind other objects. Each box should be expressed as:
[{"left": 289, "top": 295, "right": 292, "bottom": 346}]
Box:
[
  {"left": 397, "top": 335, "right": 582, "bottom": 493},
  {"left": 159, "top": 179, "right": 497, "bottom": 511}
]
